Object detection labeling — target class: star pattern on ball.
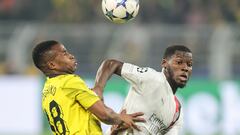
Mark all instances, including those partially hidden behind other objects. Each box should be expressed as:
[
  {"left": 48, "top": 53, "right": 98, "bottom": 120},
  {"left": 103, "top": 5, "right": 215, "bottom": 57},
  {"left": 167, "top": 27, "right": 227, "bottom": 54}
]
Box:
[
  {"left": 105, "top": 8, "right": 117, "bottom": 21},
  {"left": 122, "top": 11, "right": 135, "bottom": 20},
  {"left": 117, "top": 0, "right": 127, "bottom": 8}
]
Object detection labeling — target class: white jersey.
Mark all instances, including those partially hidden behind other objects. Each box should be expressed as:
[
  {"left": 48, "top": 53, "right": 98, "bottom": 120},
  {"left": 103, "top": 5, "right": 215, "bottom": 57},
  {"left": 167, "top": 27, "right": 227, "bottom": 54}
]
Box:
[{"left": 107, "top": 63, "right": 183, "bottom": 135}]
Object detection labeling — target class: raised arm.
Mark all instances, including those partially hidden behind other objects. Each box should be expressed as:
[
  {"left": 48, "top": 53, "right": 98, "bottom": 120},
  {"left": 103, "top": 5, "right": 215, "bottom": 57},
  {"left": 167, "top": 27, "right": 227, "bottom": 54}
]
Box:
[
  {"left": 88, "top": 98, "right": 144, "bottom": 130},
  {"left": 93, "top": 59, "right": 123, "bottom": 99},
  {"left": 92, "top": 59, "right": 146, "bottom": 132}
]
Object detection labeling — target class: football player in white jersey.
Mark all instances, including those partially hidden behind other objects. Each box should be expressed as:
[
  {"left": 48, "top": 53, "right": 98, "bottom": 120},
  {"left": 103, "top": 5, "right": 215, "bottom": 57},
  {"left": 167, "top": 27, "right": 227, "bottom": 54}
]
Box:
[{"left": 93, "top": 45, "right": 193, "bottom": 135}]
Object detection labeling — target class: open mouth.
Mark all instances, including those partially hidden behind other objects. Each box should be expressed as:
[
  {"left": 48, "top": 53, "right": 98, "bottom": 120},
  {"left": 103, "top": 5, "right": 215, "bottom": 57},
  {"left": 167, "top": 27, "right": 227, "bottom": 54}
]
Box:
[
  {"left": 179, "top": 74, "right": 188, "bottom": 82},
  {"left": 73, "top": 60, "right": 78, "bottom": 67},
  {"left": 74, "top": 62, "right": 78, "bottom": 68}
]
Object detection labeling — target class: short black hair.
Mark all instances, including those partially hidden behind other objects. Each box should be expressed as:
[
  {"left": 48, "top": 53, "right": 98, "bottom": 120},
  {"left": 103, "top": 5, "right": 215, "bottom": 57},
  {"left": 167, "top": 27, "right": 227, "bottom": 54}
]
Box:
[
  {"left": 163, "top": 45, "right": 192, "bottom": 59},
  {"left": 32, "top": 40, "right": 59, "bottom": 70}
]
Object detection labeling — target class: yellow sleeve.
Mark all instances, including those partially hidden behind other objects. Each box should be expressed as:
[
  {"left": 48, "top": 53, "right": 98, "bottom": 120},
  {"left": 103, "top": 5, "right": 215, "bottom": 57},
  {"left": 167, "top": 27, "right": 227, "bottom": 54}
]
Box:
[{"left": 63, "top": 75, "right": 100, "bottom": 109}]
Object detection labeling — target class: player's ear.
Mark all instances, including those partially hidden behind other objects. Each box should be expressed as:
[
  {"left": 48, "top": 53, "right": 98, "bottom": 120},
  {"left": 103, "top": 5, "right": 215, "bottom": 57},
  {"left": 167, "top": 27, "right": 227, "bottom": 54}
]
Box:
[
  {"left": 161, "top": 58, "right": 167, "bottom": 69},
  {"left": 47, "top": 61, "right": 56, "bottom": 70}
]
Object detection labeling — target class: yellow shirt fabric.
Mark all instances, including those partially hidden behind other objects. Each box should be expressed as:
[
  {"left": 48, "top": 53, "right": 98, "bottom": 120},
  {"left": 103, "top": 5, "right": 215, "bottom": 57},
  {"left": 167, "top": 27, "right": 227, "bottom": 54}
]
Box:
[{"left": 42, "top": 74, "right": 102, "bottom": 135}]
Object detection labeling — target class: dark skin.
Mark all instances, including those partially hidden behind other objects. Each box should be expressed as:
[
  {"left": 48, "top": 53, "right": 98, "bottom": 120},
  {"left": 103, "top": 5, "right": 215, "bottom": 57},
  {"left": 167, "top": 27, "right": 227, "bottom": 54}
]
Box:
[
  {"left": 162, "top": 51, "right": 193, "bottom": 93},
  {"left": 40, "top": 43, "right": 145, "bottom": 130},
  {"left": 94, "top": 50, "right": 193, "bottom": 134},
  {"left": 42, "top": 44, "right": 78, "bottom": 77}
]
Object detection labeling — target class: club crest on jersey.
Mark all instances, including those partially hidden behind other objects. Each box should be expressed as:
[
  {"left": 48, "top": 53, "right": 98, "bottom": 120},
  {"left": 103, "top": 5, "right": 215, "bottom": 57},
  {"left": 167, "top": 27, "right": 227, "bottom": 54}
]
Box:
[{"left": 137, "top": 67, "right": 148, "bottom": 73}]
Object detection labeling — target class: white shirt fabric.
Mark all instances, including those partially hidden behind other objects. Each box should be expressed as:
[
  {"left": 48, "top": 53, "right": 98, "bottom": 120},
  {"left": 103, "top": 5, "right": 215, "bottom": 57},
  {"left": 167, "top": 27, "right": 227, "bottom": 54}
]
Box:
[{"left": 106, "top": 63, "right": 183, "bottom": 135}]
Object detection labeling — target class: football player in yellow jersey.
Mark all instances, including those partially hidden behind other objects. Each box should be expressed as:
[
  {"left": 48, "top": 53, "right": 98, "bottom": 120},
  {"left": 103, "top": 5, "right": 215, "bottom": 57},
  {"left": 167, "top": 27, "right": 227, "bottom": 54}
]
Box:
[{"left": 32, "top": 40, "right": 145, "bottom": 135}]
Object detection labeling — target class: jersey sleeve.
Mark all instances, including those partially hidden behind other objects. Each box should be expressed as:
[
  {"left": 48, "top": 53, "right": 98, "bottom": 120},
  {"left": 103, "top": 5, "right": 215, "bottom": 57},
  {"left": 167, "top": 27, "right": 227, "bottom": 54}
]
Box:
[
  {"left": 121, "top": 63, "right": 152, "bottom": 86},
  {"left": 63, "top": 75, "right": 100, "bottom": 110}
]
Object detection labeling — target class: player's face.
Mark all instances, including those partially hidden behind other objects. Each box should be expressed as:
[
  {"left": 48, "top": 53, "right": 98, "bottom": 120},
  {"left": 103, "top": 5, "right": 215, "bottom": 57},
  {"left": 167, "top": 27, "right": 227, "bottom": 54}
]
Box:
[
  {"left": 163, "top": 51, "right": 192, "bottom": 88},
  {"left": 48, "top": 44, "right": 77, "bottom": 74}
]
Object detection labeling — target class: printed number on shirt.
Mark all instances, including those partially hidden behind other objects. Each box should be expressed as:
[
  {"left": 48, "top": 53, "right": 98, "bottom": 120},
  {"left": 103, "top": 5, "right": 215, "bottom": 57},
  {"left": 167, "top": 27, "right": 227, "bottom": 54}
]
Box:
[{"left": 45, "top": 100, "right": 69, "bottom": 135}]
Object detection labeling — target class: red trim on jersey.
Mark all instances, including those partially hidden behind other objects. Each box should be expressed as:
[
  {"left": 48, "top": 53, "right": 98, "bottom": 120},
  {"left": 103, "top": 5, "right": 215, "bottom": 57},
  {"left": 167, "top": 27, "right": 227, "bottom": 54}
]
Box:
[
  {"left": 168, "top": 96, "right": 181, "bottom": 128},
  {"left": 174, "top": 96, "right": 180, "bottom": 112}
]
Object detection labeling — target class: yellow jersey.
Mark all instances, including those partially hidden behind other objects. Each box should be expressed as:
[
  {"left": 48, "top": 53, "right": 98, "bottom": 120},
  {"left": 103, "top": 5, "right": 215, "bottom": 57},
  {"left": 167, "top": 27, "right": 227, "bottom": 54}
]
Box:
[{"left": 42, "top": 74, "right": 102, "bottom": 135}]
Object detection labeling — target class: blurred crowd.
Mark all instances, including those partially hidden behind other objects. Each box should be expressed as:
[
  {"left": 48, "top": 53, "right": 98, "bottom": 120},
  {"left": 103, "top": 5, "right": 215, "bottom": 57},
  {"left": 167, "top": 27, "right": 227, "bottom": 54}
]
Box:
[
  {"left": 141, "top": 0, "right": 240, "bottom": 25},
  {"left": 0, "top": 0, "right": 240, "bottom": 24},
  {"left": 0, "top": 0, "right": 240, "bottom": 77}
]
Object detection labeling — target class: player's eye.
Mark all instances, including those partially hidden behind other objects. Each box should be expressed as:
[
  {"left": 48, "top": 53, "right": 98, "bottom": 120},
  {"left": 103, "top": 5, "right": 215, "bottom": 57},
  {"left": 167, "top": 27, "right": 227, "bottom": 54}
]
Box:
[
  {"left": 187, "top": 62, "right": 193, "bottom": 67},
  {"left": 63, "top": 50, "right": 68, "bottom": 55},
  {"left": 176, "top": 60, "right": 183, "bottom": 65}
]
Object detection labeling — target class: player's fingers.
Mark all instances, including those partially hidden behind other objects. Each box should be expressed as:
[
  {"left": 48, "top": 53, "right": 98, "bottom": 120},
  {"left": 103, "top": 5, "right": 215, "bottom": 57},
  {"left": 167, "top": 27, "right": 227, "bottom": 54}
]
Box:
[
  {"left": 133, "top": 117, "right": 146, "bottom": 122},
  {"left": 130, "top": 112, "right": 144, "bottom": 117},
  {"left": 120, "top": 109, "right": 127, "bottom": 114},
  {"left": 119, "top": 123, "right": 129, "bottom": 130},
  {"left": 131, "top": 123, "right": 141, "bottom": 131},
  {"left": 111, "top": 124, "right": 128, "bottom": 133},
  {"left": 118, "top": 126, "right": 128, "bottom": 131}
]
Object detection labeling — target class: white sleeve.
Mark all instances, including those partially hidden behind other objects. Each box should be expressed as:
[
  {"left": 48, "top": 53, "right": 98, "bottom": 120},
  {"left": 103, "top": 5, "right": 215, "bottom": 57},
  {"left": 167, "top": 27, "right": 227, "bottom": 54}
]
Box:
[{"left": 121, "top": 63, "right": 151, "bottom": 86}]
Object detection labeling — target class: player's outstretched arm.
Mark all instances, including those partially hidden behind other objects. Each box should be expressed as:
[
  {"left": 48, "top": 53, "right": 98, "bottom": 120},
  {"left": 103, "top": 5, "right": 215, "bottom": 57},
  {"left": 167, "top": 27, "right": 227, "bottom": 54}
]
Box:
[
  {"left": 93, "top": 59, "right": 123, "bottom": 99},
  {"left": 88, "top": 100, "right": 144, "bottom": 130}
]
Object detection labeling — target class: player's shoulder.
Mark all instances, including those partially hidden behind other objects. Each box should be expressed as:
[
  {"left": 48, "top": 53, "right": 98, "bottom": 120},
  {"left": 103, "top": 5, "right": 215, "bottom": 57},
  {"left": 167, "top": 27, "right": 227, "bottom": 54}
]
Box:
[
  {"left": 59, "top": 74, "right": 89, "bottom": 91},
  {"left": 142, "top": 69, "right": 166, "bottom": 85},
  {"left": 122, "top": 63, "right": 163, "bottom": 83},
  {"left": 124, "top": 63, "right": 158, "bottom": 74},
  {"left": 58, "top": 74, "right": 84, "bottom": 85},
  {"left": 136, "top": 65, "right": 160, "bottom": 78},
  {"left": 136, "top": 64, "right": 164, "bottom": 82}
]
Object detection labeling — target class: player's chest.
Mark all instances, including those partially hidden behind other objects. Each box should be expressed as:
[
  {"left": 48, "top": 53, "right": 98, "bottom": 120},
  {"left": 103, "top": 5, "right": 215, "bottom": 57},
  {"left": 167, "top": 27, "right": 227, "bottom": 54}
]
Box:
[{"left": 144, "top": 96, "right": 181, "bottom": 134}]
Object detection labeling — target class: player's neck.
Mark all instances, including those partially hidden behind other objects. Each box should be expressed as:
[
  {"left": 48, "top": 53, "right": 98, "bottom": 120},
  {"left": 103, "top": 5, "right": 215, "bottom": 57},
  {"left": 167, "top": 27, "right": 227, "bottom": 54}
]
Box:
[
  {"left": 167, "top": 78, "right": 178, "bottom": 94},
  {"left": 163, "top": 71, "right": 177, "bottom": 94},
  {"left": 45, "top": 72, "right": 69, "bottom": 78}
]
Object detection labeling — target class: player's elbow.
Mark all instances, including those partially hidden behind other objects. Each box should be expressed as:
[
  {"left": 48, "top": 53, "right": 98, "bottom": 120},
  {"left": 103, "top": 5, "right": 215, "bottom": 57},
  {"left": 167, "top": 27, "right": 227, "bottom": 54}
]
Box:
[
  {"left": 101, "top": 59, "right": 123, "bottom": 75},
  {"left": 102, "top": 59, "right": 120, "bottom": 67}
]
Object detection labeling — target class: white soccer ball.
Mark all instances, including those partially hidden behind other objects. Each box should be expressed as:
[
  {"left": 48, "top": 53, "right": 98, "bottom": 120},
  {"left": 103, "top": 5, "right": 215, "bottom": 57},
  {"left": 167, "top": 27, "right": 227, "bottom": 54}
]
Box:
[{"left": 102, "top": 0, "right": 140, "bottom": 24}]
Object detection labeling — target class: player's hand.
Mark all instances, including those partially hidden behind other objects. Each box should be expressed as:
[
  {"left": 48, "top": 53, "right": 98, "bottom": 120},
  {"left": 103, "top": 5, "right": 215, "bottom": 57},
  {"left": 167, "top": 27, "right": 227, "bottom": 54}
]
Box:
[
  {"left": 118, "top": 109, "right": 145, "bottom": 131},
  {"left": 110, "top": 124, "right": 128, "bottom": 135}
]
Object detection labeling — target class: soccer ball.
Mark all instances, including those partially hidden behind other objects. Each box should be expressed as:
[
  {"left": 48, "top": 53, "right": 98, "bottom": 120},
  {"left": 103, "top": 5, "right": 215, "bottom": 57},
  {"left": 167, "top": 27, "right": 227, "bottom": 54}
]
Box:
[{"left": 102, "top": 0, "right": 140, "bottom": 24}]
